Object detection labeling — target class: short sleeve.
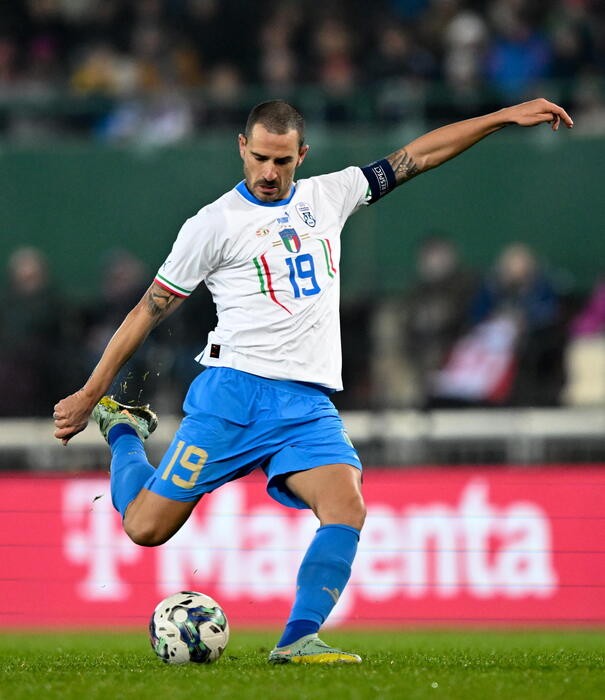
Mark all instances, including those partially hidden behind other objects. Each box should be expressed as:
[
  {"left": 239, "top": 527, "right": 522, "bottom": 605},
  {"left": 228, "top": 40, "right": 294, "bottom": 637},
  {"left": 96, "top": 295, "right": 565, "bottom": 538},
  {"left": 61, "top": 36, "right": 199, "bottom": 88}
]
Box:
[
  {"left": 154, "top": 211, "right": 220, "bottom": 298},
  {"left": 312, "top": 166, "right": 372, "bottom": 221}
]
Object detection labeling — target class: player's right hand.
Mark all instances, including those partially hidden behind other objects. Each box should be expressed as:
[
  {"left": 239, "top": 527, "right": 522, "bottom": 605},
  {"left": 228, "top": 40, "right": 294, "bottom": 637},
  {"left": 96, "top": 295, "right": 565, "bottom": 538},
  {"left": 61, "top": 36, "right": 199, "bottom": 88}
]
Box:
[
  {"left": 53, "top": 390, "right": 95, "bottom": 445},
  {"left": 504, "top": 98, "right": 574, "bottom": 130}
]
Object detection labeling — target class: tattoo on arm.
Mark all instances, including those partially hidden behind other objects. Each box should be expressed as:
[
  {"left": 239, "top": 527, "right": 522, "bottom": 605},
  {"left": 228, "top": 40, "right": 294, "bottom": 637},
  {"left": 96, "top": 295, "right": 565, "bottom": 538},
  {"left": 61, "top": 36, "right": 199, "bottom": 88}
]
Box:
[
  {"left": 387, "top": 149, "right": 420, "bottom": 185},
  {"left": 144, "top": 286, "right": 179, "bottom": 322}
]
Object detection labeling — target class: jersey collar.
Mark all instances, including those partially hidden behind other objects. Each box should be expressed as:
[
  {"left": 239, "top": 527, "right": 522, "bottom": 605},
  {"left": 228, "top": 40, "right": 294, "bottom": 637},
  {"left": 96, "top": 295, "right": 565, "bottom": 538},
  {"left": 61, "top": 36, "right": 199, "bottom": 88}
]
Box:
[{"left": 235, "top": 180, "right": 296, "bottom": 207}]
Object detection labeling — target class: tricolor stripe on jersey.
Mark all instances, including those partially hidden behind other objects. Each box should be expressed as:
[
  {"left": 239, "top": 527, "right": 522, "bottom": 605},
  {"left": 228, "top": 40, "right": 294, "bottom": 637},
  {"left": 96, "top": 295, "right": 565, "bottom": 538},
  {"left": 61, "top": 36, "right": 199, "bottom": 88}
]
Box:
[
  {"left": 253, "top": 255, "right": 292, "bottom": 315},
  {"left": 320, "top": 239, "right": 337, "bottom": 278},
  {"left": 154, "top": 273, "right": 193, "bottom": 298}
]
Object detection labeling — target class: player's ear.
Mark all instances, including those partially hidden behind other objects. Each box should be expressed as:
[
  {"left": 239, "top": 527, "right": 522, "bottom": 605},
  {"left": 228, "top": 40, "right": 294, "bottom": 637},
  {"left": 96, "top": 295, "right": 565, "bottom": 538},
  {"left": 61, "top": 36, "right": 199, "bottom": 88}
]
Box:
[
  {"left": 238, "top": 133, "right": 247, "bottom": 159},
  {"left": 297, "top": 144, "right": 310, "bottom": 166}
]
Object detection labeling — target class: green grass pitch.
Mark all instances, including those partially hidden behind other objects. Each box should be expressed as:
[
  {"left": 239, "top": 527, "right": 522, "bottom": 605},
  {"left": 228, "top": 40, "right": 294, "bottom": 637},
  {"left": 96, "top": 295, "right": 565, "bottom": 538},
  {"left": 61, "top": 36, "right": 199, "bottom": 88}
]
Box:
[{"left": 1, "top": 629, "right": 604, "bottom": 700}]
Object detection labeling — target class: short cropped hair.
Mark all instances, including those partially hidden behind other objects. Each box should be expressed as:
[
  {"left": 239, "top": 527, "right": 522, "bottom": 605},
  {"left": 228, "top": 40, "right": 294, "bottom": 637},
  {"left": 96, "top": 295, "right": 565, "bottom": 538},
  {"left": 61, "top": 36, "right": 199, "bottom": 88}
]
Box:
[{"left": 244, "top": 100, "right": 305, "bottom": 147}]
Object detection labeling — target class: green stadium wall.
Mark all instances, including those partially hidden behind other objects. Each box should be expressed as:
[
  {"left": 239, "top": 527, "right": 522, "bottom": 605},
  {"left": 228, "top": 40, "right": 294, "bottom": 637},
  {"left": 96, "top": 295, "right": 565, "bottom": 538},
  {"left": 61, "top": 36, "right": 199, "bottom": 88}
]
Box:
[{"left": 1, "top": 132, "right": 602, "bottom": 300}]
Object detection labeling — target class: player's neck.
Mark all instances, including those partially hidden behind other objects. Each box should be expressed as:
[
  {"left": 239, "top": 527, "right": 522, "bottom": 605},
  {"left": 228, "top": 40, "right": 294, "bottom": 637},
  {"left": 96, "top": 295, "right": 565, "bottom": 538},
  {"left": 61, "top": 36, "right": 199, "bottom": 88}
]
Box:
[{"left": 237, "top": 180, "right": 296, "bottom": 207}]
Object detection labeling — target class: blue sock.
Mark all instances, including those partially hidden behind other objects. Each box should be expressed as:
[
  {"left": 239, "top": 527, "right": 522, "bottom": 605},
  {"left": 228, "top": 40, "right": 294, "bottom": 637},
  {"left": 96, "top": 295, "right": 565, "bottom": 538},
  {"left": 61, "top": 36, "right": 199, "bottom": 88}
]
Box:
[
  {"left": 107, "top": 425, "right": 154, "bottom": 517},
  {"left": 277, "top": 524, "right": 360, "bottom": 648}
]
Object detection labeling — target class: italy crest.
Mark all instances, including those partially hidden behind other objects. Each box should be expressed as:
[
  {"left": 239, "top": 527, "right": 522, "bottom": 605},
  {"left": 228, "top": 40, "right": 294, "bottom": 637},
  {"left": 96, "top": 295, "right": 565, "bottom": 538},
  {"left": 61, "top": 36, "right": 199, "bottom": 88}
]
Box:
[
  {"left": 279, "top": 227, "right": 302, "bottom": 253},
  {"left": 277, "top": 214, "right": 302, "bottom": 253}
]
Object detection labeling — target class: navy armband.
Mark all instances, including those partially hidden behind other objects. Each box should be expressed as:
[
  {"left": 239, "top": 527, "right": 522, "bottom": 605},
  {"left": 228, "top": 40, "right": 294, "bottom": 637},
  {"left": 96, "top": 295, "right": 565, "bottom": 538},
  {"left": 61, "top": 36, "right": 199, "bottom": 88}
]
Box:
[{"left": 360, "top": 159, "right": 397, "bottom": 204}]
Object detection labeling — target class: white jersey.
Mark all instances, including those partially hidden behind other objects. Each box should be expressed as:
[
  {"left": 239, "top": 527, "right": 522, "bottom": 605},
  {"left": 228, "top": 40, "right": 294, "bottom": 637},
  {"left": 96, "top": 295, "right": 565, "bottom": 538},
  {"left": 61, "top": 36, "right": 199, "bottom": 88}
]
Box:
[{"left": 154, "top": 166, "right": 371, "bottom": 391}]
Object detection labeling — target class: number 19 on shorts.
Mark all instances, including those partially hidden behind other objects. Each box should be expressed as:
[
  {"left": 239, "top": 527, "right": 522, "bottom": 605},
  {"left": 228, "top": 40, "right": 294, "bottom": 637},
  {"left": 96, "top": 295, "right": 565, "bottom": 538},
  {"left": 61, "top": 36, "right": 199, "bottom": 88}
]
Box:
[{"left": 161, "top": 440, "right": 208, "bottom": 489}]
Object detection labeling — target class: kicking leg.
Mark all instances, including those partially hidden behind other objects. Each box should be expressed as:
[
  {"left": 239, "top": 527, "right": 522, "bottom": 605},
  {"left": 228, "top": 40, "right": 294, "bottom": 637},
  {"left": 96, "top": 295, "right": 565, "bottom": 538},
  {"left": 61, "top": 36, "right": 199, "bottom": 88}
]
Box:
[
  {"left": 123, "top": 488, "right": 198, "bottom": 547},
  {"left": 269, "top": 464, "right": 365, "bottom": 664},
  {"left": 93, "top": 396, "right": 198, "bottom": 546}
]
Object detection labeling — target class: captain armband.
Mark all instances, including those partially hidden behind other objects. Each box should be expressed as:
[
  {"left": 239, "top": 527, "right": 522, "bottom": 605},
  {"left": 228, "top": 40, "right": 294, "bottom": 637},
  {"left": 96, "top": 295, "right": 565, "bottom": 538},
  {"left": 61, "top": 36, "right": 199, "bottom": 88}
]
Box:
[{"left": 360, "top": 159, "right": 397, "bottom": 204}]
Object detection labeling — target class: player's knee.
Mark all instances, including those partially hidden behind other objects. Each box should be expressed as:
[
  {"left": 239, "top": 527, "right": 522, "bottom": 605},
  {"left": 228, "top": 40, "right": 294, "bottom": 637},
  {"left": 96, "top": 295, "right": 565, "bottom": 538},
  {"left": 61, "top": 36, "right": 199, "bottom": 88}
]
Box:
[
  {"left": 347, "top": 494, "right": 367, "bottom": 531},
  {"left": 123, "top": 516, "right": 171, "bottom": 547},
  {"left": 319, "top": 492, "right": 366, "bottom": 531}
]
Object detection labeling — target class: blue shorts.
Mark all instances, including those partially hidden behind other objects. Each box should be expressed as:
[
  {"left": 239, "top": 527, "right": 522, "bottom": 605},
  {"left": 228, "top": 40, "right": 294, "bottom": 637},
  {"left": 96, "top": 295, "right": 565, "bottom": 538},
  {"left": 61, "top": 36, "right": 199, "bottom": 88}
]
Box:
[{"left": 145, "top": 367, "right": 362, "bottom": 509}]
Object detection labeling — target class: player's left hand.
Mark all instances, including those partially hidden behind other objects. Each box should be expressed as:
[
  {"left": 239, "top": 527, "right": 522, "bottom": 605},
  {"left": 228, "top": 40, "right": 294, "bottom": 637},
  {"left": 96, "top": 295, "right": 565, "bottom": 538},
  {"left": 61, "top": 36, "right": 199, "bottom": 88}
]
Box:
[
  {"left": 504, "top": 98, "right": 574, "bottom": 131},
  {"left": 53, "top": 390, "right": 96, "bottom": 445}
]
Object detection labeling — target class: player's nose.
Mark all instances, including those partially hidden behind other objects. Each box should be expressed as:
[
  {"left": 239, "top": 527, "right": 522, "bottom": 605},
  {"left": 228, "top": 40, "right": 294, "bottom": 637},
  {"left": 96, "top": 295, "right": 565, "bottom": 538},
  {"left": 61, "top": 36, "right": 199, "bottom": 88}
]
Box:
[{"left": 262, "top": 163, "right": 278, "bottom": 181}]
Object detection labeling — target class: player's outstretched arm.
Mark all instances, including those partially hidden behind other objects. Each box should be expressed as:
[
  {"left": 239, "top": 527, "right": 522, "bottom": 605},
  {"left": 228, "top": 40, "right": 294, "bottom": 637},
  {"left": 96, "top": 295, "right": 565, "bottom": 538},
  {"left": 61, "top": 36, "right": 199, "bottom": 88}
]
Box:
[
  {"left": 53, "top": 281, "right": 185, "bottom": 445},
  {"left": 385, "top": 98, "right": 573, "bottom": 187}
]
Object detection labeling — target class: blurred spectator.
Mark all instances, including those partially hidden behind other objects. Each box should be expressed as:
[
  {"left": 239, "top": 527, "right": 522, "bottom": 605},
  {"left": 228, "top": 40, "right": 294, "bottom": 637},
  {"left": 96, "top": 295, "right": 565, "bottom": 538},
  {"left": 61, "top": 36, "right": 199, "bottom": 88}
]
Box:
[
  {"left": 549, "top": 0, "right": 596, "bottom": 78},
  {"left": 201, "top": 62, "right": 247, "bottom": 127},
  {"left": 71, "top": 43, "right": 138, "bottom": 96},
  {"left": 0, "top": 247, "right": 64, "bottom": 416},
  {"left": 23, "top": 0, "right": 70, "bottom": 71},
  {"left": 563, "top": 278, "right": 605, "bottom": 406},
  {"left": 371, "top": 235, "right": 477, "bottom": 408},
  {"left": 443, "top": 9, "right": 488, "bottom": 92},
  {"left": 0, "top": 37, "right": 18, "bottom": 90},
  {"left": 485, "top": 1, "right": 553, "bottom": 98},
  {"left": 568, "top": 280, "right": 605, "bottom": 339},
  {"left": 0, "top": 36, "right": 19, "bottom": 136},
  {"left": 571, "top": 74, "right": 605, "bottom": 136},
  {"left": 442, "top": 243, "right": 565, "bottom": 406},
  {"left": 369, "top": 23, "right": 435, "bottom": 83},
  {"left": 591, "top": 1, "right": 605, "bottom": 73},
  {"left": 471, "top": 243, "right": 559, "bottom": 328},
  {"left": 309, "top": 15, "right": 358, "bottom": 122},
  {"left": 83, "top": 249, "right": 152, "bottom": 405},
  {"left": 97, "top": 90, "right": 194, "bottom": 145},
  {"left": 418, "top": 0, "right": 465, "bottom": 57},
  {"left": 336, "top": 299, "right": 374, "bottom": 411},
  {"left": 368, "top": 22, "right": 436, "bottom": 123},
  {"left": 256, "top": 5, "right": 302, "bottom": 91},
  {"left": 551, "top": 22, "right": 592, "bottom": 82}
]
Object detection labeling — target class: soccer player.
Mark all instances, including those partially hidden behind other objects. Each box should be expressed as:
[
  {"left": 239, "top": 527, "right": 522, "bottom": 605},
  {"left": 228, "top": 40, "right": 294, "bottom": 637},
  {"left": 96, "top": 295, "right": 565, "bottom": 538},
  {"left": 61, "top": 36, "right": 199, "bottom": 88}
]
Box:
[{"left": 53, "top": 97, "right": 572, "bottom": 664}]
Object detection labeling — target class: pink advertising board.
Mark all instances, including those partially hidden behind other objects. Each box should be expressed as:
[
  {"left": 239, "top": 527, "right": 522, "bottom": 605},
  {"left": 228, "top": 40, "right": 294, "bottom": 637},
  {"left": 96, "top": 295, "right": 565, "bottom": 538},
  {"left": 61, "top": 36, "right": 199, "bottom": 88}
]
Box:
[{"left": 1, "top": 468, "right": 604, "bottom": 628}]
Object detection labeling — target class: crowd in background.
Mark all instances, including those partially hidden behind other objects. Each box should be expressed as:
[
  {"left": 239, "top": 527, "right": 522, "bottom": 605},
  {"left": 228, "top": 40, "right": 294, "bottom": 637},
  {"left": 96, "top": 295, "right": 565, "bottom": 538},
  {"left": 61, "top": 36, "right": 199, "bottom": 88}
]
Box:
[
  {"left": 2, "top": 0, "right": 605, "bottom": 417},
  {"left": 1, "top": 0, "right": 605, "bottom": 141},
  {"left": 4, "top": 241, "right": 605, "bottom": 417},
  {"left": 367, "top": 237, "right": 571, "bottom": 411},
  {"left": 0, "top": 246, "right": 216, "bottom": 417}
]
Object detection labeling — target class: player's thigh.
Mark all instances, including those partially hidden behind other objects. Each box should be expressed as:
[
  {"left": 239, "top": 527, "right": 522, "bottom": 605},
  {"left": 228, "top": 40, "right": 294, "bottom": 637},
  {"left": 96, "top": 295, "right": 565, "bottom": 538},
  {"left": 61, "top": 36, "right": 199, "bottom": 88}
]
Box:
[
  {"left": 123, "top": 488, "right": 200, "bottom": 547},
  {"left": 284, "top": 463, "right": 366, "bottom": 530}
]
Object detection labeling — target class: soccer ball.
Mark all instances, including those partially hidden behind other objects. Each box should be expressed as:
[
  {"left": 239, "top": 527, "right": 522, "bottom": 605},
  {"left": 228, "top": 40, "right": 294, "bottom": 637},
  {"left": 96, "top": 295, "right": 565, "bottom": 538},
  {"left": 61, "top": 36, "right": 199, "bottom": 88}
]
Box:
[{"left": 149, "top": 591, "right": 230, "bottom": 664}]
